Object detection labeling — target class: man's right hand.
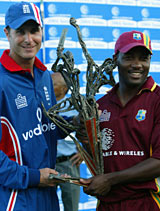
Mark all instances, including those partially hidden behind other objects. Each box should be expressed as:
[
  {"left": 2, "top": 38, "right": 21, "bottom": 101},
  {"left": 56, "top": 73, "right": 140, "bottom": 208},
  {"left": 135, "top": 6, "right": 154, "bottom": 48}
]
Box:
[
  {"left": 39, "top": 168, "right": 59, "bottom": 187},
  {"left": 80, "top": 173, "right": 112, "bottom": 197}
]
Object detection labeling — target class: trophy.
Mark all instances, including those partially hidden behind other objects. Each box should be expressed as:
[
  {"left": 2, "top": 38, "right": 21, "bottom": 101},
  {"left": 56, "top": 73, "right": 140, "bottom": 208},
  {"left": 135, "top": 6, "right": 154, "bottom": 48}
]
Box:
[{"left": 42, "top": 18, "right": 116, "bottom": 184}]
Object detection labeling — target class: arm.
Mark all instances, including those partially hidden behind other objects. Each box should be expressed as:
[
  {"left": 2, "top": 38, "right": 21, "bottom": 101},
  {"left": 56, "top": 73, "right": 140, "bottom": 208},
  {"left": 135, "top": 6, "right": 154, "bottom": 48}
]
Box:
[
  {"left": 0, "top": 150, "right": 31, "bottom": 189},
  {"left": 0, "top": 150, "right": 60, "bottom": 189},
  {"left": 80, "top": 157, "right": 160, "bottom": 196}
]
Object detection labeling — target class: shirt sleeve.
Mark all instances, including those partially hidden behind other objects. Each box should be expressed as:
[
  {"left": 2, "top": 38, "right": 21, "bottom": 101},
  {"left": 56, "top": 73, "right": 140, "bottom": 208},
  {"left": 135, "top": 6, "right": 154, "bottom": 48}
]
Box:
[
  {"left": 150, "top": 99, "right": 160, "bottom": 159},
  {"left": 0, "top": 150, "right": 30, "bottom": 189}
]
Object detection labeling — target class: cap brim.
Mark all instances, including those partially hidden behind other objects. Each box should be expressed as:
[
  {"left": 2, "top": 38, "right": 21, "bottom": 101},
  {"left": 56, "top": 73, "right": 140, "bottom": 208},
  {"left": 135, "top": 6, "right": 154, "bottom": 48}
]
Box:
[
  {"left": 120, "top": 43, "right": 152, "bottom": 55},
  {"left": 8, "top": 16, "right": 40, "bottom": 29}
]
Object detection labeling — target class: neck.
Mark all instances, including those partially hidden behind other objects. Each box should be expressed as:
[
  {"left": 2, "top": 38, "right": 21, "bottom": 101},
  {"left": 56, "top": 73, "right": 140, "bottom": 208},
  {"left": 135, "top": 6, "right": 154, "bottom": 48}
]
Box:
[
  {"left": 117, "top": 84, "right": 140, "bottom": 107},
  {"left": 9, "top": 52, "right": 35, "bottom": 77},
  {"left": 20, "top": 60, "right": 34, "bottom": 77}
]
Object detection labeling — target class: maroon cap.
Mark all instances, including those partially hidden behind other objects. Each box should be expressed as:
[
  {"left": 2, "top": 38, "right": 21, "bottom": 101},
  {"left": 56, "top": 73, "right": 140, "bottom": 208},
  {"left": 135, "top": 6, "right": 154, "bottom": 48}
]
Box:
[{"left": 114, "top": 30, "right": 152, "bottom": 55}]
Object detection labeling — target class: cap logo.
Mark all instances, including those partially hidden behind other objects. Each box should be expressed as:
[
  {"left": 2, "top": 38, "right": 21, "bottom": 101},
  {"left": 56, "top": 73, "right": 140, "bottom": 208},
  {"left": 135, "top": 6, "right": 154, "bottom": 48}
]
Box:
[
  {"left": 133, "top": 33, "right": 142, "bottom": 40},
  {"left": 23, "top": 4, "right": 31, "bottom": 14}
]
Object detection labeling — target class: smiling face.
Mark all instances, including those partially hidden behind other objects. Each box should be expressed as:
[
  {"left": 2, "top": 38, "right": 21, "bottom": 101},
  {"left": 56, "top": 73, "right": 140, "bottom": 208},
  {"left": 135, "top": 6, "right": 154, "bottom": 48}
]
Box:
[
  {"left": 114, "top": 46, "right": 151, "bottom": 90},
  {"left": 4, "top": 20, "right": 42, "bottom": 64}
]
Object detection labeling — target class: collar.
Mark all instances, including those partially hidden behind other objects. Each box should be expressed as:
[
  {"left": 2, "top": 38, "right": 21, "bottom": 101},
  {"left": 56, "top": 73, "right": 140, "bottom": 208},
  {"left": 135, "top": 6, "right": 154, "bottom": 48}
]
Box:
[
  {"left": 108, "top": 76, "right": 156, "bottom": 96},
  {"left": 0, "top": 49, "right": 47, "bottom": 73},
  {"left": 137, "top": 76, "right": 157, "bottom": 94}
]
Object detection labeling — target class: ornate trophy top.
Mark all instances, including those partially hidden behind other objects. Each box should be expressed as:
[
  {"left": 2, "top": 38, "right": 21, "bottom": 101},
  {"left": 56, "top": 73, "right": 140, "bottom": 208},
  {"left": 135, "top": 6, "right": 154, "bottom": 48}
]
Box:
[{"left": 42, "top": 17, "right": 116, "bottom": 176}]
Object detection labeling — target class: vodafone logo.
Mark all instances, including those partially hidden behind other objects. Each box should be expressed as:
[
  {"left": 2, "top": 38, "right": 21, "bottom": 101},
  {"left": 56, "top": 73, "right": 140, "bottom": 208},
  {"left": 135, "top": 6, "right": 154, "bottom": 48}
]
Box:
[{"left": 22, "top": 107, "right": 56, "bottom": 141}]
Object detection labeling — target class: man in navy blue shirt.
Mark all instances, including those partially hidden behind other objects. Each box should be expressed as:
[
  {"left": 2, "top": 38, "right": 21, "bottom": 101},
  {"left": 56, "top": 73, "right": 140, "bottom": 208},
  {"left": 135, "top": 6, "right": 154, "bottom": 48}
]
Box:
[{"left": 0, "top": 2, "right": 70, "bottom": 210}]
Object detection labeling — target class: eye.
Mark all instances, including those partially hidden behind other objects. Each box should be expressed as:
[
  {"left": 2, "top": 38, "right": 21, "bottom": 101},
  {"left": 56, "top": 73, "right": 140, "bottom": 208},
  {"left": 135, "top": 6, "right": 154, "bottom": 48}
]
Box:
[
  {"left": 16, "top": 29, "right": 25, "bottom": 35},
  {"left": 123, "top": 54, "right": 132, "bottom": 61},
  {"left": 140, "top": 55, "right": 150, "bottom": 61},
  {"left": 30, "top": 27, "right": 40, "bottom": 34}
]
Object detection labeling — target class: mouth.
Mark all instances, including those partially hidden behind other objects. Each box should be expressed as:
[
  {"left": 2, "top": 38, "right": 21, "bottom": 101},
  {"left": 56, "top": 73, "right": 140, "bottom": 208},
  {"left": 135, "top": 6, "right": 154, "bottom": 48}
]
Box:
[
  {"left": 22, "top": 46, "right": 35, "bottom": 49},
  {"left": 128, "top": 69, "right": 143, "bottom": 79},
  {"left": 130, "top": 72, "right": 142, "bottom": 78}
]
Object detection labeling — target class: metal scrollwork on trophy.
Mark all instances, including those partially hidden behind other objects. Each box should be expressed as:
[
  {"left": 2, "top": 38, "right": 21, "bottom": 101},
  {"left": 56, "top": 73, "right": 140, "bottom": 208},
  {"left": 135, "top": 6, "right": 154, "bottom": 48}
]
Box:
[{"left": 42, "top": 17, "right": 116, "bottom": 176}]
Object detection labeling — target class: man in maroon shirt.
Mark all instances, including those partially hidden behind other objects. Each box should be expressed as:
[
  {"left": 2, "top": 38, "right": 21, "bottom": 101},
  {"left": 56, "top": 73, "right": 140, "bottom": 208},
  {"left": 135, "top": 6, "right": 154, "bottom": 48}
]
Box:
[{"left": 80, "top": 31, "right": 160, "bottom": 210}]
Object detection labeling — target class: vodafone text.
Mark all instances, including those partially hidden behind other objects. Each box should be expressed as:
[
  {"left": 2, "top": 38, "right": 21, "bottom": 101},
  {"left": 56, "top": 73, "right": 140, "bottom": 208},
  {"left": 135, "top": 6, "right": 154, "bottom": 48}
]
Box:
[{"left": 22, "top": 107, "right": 56, "bottom": 141}]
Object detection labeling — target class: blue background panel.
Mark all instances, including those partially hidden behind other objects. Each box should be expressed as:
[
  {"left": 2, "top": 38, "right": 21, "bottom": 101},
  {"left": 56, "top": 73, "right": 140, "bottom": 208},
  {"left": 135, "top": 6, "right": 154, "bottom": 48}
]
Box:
[
  {"left": 43, "top": 2, "right": 107, "bottom": 20},
  {"left": 44, "top": 24, "right": 78, "bottom": 42},
  {"left": 43, "top": 2, "right": 76, "bottom": 18}
]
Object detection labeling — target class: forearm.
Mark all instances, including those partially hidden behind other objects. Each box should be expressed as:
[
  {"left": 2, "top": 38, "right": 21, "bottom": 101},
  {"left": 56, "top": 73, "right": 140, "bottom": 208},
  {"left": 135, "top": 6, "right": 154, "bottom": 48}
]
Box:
[
  {"left": 81, "top": 157, "right": 160, "bottom": 197},
  {"left": 0, "top": 151, "right": 30, "bottom": 189},
  {"left": 111, "top": 157, "right": 160, "bottom": 186},
  {"left": 0, "top": 150, "right": 41, "bottom": 189}
]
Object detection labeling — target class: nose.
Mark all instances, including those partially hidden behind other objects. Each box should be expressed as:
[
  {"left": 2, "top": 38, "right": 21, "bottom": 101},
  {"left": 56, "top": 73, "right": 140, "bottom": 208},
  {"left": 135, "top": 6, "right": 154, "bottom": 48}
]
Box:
[
  {"left": 131, "top": 58, "right": 142, "bottom": 69},
  {"left": 24, "top": 32, "right": 32, "bottom": 43}
]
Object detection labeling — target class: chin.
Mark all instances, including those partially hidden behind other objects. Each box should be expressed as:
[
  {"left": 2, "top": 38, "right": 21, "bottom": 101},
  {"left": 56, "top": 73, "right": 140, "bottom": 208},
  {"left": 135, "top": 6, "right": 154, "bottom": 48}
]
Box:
[
  {"left": 23, "top": 52, "right": 36, "bottom": 58},
  {"left": 128, "top": 81, "right": 144, "bottom": 88},
  {"left": 23, "top": 56, "right": 35, "bottom": 60}
]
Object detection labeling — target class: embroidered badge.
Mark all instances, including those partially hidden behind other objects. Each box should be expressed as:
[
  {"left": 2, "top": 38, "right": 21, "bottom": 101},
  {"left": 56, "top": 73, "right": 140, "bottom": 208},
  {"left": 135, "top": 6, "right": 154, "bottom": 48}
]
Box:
[
  {"left": 135, "top": 109, "right": 147, "bottom": 121},
  {"left": 133, "top": 33, "right": 142, "bottom": 40},
  {"left": 15, "top": 94, "right": 28, "bottom": 109},
  {"left": 23, "top": 4, "right": 31, "bottom": 13},
  {"left": 99, "top": 109, "right": 111, "bottom": 122}
]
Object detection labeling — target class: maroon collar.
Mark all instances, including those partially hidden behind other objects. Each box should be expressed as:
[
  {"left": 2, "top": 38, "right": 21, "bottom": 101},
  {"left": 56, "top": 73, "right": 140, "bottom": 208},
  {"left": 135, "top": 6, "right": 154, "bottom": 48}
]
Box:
[
  {"left": 109, "top": 76, "right": 156, "bottom": 95},
  {"left": 137, "top": 76, "right": 157, "bottom": 94},
  {"left": 0, "top": 49, "right": 47, "bottom": 73}
]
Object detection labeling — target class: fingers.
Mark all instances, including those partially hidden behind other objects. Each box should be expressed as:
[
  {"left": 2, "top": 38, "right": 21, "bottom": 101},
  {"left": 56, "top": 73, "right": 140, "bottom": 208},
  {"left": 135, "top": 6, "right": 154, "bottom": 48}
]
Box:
[
  {"left": 76, "top": 133, "right": 89, "bottom": 144},
  {"left": 98, "top": 109, "right": 102, "bottom": 117},
  {"left": 80, "top": 178, "right": 97, "bottom": 196},
  {"left": 96, "top": 103, "right": 102, "bottom": 117},
  {"left": 70, "top": 153, "right": 79, "bottom": 161},
  {"left": 70, "top": 153, "right": 83, "bottom": 166},
  {"left": 49, "top": 168, "right": 59, "bottom": 175},
  {"left": 39, "top": 168, "right": 59, "bottom": 187},
  {"left": 80, "top": 178, "right": 92, "bottom": 185}
]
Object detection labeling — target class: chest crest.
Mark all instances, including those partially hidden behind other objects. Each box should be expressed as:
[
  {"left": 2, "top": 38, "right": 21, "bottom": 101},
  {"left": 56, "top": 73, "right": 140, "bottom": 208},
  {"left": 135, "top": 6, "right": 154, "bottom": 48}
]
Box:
[{"left": 135, "top": 109, "right": 147, "bottom": 121}]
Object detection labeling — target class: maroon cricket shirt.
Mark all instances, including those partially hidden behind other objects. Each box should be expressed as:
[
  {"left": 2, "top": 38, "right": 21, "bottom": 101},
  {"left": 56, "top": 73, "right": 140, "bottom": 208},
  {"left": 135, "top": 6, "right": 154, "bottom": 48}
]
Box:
[{"left": 97, "top": 76, "right": 160, "bottom": 203}]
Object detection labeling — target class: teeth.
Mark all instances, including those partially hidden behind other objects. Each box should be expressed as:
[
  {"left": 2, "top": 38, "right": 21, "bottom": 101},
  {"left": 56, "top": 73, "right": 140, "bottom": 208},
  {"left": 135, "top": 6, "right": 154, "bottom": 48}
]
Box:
[
  {"left": 130, "top": 72, "right": 141, "bottom": 76},
  {"left": 131, "top": 73, "right": 141, "bottom": 77},
  {"left": 23, "top": 46, "right": 33, "bottom": 48}
]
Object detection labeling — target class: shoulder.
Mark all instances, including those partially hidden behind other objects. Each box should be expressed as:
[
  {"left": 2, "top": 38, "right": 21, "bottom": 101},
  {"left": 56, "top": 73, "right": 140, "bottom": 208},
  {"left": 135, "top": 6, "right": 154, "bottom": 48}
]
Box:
[
  {"left": 146, "top": 84, "right": 160, "bottom": 112},
  {"left": 40, "top": 69, "right": 52, "bottom": 83},
  {"left": 0, "top": 63, "right": 6, "bottom": 73},
  {"left": 0, "top": 64, "right": 8, "bottom": 88},
  {"left": 97, "top": 87, "right": 113, "bottom": 103},
  {"left": 153, "top": 84, "right": 160, "bottom": 98}
]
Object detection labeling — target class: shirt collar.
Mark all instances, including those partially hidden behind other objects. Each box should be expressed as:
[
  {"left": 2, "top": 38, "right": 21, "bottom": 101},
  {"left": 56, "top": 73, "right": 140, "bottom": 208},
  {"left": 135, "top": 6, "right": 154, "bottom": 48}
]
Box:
[
  {"left": 108, "top": 76, "right": 156, "bottom": 96},
  {"left": 137, "top": 76, "right": 157, "bottom": 94},
  {"left": 0, "top": 49, "right": 47, "bottom": 73}
]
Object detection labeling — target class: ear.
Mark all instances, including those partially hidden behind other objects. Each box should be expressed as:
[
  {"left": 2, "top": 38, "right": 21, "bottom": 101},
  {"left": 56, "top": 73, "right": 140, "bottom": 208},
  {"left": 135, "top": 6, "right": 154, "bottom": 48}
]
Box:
[
  {"left": 63, "top": 86, "right": 68, "bottom": 95},
  {"left": 4, "top": 28, "right": 9, "bottom": 40},
  {"left": 113, "top": 54, "right": 118, "bottom": 66}
]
